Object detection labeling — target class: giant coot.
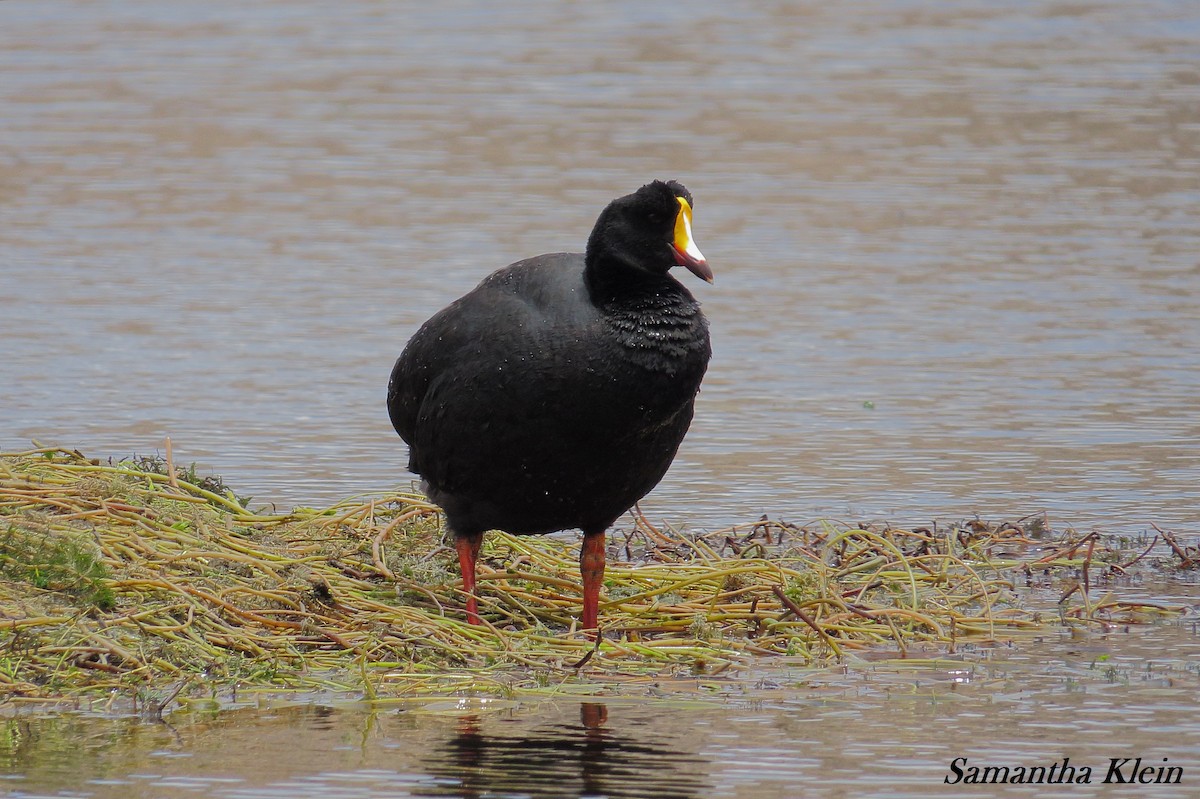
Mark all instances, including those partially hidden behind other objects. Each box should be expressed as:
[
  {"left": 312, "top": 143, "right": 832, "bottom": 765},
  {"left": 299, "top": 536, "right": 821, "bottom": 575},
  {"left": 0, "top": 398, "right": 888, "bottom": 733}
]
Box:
[{"left": 387, "top": 180, "right": 712, "bottom": 630}]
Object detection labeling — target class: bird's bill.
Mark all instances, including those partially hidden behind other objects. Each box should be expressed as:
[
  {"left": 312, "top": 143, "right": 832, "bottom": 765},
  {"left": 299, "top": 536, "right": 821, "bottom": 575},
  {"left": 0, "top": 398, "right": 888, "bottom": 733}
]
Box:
[{"left": 671, "top": 196, "right": 713, "bottom": 283}]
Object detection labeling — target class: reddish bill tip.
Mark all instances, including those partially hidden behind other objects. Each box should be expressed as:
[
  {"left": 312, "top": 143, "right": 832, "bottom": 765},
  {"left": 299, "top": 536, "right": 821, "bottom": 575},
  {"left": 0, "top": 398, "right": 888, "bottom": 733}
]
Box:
[{"left": 672, "top": 245, "right": 714, "bottom": 283}]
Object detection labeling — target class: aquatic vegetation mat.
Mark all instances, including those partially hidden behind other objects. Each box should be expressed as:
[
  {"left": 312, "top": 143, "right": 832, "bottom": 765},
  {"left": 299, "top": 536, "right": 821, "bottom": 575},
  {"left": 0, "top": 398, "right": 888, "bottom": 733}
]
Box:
[{"left": 0, "top": 448, "right": 1191, "bottom": 701}]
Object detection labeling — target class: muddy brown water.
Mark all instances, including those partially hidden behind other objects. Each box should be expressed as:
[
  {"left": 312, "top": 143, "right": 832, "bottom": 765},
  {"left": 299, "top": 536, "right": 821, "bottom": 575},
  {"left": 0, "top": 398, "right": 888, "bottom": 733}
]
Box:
[{"left": 3, "top": 1, "right": 1200, "bottom": 796}]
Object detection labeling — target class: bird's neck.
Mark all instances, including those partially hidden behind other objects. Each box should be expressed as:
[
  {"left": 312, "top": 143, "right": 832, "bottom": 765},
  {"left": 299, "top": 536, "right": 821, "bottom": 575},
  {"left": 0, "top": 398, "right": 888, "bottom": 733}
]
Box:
[{"left": 584, "top": 253, "right": 675, "bottom": 305}]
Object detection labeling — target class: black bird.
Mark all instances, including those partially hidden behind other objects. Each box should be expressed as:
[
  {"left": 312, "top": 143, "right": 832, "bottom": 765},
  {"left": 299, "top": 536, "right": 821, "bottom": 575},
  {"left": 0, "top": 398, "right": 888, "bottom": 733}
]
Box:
[{"left": 387, "top": 180, "right": 712, "bottom": 630}]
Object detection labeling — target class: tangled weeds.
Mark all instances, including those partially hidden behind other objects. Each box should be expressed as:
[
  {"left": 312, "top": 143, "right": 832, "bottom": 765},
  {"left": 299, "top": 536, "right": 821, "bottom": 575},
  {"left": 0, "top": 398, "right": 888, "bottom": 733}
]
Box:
[{"left": 0, "top": 447, "right": 1191, "bottom": 702}]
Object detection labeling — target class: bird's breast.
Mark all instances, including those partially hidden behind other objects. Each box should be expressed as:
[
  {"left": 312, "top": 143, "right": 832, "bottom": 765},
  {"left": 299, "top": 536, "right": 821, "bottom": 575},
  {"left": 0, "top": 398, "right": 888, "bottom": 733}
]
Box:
[{"left": 600, "top": 296, "right": 710, "bottom": 378}]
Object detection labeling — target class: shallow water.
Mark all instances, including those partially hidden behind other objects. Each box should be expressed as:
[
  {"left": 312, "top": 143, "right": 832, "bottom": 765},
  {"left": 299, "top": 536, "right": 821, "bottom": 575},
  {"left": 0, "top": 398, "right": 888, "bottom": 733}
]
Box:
[
  {"left": 3, "top": 0, "right": 1198, "bottom": 535},
  {"left": 4, "top": 621, "right": 1200, "bottom": 799}
]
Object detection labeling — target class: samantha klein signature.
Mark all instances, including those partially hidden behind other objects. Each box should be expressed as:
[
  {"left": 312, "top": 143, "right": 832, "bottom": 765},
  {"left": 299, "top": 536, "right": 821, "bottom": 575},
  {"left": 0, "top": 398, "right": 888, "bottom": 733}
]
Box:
[{"left": 945, "top": 757, "right": 1182, "bottom": 785}]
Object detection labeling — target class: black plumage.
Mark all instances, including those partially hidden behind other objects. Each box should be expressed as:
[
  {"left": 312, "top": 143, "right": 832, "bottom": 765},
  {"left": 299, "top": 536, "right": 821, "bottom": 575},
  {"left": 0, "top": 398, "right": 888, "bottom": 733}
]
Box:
[{"left": 387, "top": 180, "right": 712, "bottom": 630}]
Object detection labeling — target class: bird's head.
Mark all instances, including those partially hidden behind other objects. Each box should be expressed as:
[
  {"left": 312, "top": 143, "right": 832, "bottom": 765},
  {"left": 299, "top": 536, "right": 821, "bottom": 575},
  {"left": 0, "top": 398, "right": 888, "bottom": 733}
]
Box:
[{"left": 586, "top": 180, "right": 713, "bottom": 285}]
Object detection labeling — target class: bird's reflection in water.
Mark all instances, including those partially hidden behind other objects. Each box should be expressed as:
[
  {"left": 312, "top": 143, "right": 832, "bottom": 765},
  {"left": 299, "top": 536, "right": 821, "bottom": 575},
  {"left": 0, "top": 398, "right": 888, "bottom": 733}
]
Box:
[{"left": 417, "top": 702, "right": 709, "bottom": 799}]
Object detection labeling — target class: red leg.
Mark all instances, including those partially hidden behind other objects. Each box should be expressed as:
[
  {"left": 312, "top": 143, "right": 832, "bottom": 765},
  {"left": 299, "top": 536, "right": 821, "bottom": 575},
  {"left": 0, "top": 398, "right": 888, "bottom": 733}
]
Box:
[
  {"left": 580, "top": 530, "right": 606, "bottom": 633},
  {"left": 455, "top": 532, "right": 483, "bottom": 624}
]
